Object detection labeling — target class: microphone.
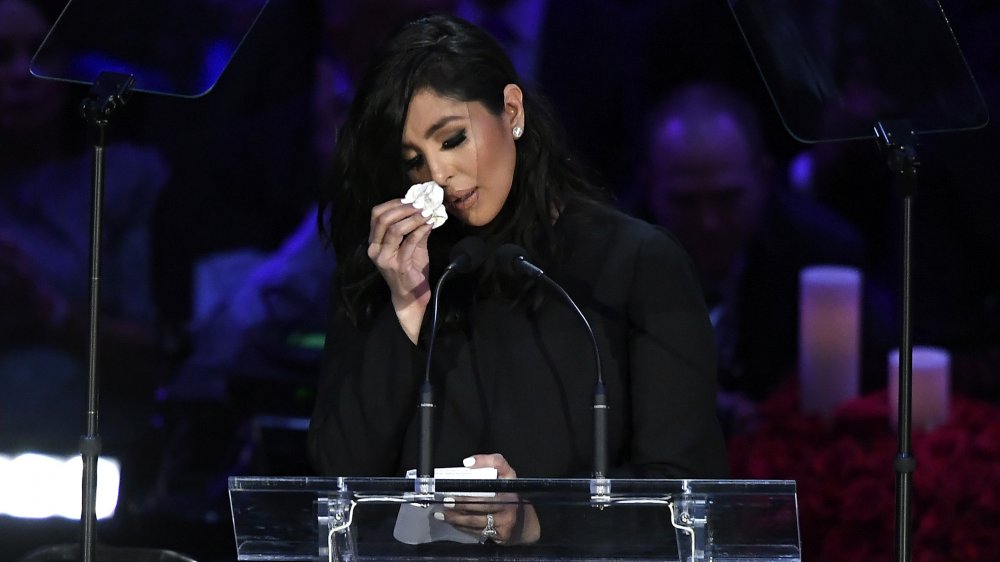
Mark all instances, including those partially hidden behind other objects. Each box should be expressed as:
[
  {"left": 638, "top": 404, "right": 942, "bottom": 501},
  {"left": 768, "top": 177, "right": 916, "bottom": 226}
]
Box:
[
  {"left": 417, "top": 236, "right": 488, "bottom": 486},
  {"left": 495, "top": 244, "right": 609, "bottom": 480}
]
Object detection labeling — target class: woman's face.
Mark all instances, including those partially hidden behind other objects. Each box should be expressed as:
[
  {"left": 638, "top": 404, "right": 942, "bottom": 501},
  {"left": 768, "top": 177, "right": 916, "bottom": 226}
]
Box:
[{"left": 401, "top": 86, "right": 523, "bottom": 227}]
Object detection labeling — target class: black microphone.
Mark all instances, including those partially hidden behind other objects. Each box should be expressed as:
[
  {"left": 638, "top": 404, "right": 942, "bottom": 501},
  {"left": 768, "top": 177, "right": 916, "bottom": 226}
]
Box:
[
  {"left": 418, "top": 236, "right": 488, "bottom": 484},
  {"left": 495, "top": 244, "right": 609, "bottom": 480}
]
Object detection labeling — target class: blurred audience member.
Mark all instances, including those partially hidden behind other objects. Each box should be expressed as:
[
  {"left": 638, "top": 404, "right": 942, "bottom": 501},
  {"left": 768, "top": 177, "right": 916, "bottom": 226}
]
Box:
[
  {"left": 637, "top": 83, "right": 888, "bottom": 431},
  {"left": 159, "top": 38, "right": 352, "bottom": 407},
  {"left": 786, "top": 80, "right": 898, "bottom": 283},
  {"left": 786, "top": 0, "right": 1000, "bottom": 401},
  {"left": 148, "top": 0, "right": 325, "bottom": 347},
  {"left": 0, "top": 0, "right": 168, "bottom": 452},
  {"left": 139, "top": 42, "right": 352, "bottom": 527},
  {"left": 164, "top": 205, "right": 335, "bottom": 405}
]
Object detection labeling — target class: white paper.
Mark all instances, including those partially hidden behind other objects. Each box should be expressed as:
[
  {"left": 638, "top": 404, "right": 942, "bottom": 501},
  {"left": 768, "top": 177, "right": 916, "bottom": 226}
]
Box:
[{"left": 393, "top": 466, "right": 499, "bottom": 545}]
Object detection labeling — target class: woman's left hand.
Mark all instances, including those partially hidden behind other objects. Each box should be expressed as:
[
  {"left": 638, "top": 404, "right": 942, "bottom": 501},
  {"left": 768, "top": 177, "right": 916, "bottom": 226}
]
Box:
[{"left": 435, "top": 453, "right": 541, "bottom": 545}]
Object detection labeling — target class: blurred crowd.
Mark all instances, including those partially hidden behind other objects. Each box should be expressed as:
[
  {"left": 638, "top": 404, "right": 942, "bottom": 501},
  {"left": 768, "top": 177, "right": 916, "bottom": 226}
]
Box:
[{"left": 2, "top": 0, "right": 998, "bottom": 560}]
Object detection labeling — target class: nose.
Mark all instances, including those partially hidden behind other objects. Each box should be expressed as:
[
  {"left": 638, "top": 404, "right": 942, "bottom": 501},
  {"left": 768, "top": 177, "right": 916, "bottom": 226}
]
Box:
[{"left": 426, "top": 155, "right": 453, "bottom": 188}]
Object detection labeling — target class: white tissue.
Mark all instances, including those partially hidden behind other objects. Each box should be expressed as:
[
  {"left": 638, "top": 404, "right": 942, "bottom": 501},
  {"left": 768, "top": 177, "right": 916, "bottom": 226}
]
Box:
[{"left": 402, "top": 181, "right": 448, "bottom": 229}]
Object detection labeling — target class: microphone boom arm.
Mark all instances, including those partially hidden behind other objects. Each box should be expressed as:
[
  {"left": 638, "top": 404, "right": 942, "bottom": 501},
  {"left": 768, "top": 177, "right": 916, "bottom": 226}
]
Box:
[{"left": 507, "top": 252, "right": 608, "bottom": 479}]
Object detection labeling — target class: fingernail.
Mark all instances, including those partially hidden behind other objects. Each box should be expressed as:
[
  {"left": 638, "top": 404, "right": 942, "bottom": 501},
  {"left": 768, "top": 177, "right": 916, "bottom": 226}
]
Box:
[
  {"left": 433, "top": 511, "right": 445, "bottom": 521},
  {"left": 401, "top": 197, "right": 414, "bottom": 204},
  {"left": 463, "top": 456, "right": 475, "bottom": 468},
  {"left": 443, "top": 496, "right": 455, "bottom": 509}
]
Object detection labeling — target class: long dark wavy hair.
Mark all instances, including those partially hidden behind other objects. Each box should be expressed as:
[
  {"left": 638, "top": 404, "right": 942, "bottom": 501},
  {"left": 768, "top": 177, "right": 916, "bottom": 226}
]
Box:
[{"left": 323, "top": 13, "right": 609, "bottom": 328}]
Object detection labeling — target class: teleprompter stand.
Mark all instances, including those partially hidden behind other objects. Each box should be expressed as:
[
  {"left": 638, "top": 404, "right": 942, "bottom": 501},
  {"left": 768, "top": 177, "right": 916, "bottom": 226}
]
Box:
[
  {"left": 874, "top": 120, "right": 919, "bottom": 562},
  {"left": 726, "top": 1, "right": 989, "bottom": 560},
  {"left": 78, "top": 71, "right": 134, "bottom": 562},
  {"left": 26, "top": 0, "right": 272, "bottom": 559}
]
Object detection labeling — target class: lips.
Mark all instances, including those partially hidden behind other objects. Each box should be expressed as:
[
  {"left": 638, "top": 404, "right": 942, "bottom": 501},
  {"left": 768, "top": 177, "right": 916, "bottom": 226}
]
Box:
[{"left": 448, "top": 188, "right": 478, "bottom": 211}]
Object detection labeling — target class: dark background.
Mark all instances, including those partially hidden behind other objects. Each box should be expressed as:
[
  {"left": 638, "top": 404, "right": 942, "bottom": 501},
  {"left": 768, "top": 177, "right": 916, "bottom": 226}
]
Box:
[{"left": 2, "top": 0, "right": 997, "bottom": 560}]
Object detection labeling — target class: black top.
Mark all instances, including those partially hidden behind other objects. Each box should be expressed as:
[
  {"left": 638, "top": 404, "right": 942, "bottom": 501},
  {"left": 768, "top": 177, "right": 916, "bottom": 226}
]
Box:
[{"left": 309, "top": 205, "right": 728, "bottom": 479}]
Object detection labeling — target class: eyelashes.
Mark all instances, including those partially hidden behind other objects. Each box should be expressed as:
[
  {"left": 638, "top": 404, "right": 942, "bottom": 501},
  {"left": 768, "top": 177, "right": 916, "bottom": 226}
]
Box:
[
  {"left": 403, "top": 129, "right": 467, "bottom": 170},
  {"left": 404, "top": 154, "right": 423, "bottom": 171},
  {"left": 442, "top": 130, "right": 466, "bottom": 149}
]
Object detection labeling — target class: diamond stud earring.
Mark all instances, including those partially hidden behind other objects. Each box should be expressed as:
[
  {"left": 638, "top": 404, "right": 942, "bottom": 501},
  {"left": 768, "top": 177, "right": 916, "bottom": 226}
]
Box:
[{"left": 512, "top": 126, "right": 523, "bottom": 139}]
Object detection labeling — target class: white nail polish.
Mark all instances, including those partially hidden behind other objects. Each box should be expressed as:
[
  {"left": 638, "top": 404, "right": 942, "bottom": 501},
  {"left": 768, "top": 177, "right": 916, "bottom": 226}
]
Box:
[
  {"left": 443, "top": 496, "right": 455, "bottom": 509},
  {"left": 463, "top": 456, "right": 475, "bottom": 468},
  {"left": 433, "top": 511, "right": 445, "bottom": 521}
]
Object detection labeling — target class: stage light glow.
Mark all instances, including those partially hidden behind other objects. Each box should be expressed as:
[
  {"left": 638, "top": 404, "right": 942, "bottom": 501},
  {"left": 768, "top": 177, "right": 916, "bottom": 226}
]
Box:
[{"left": 0, "top": 453, "right": 119, "bottom": 519}]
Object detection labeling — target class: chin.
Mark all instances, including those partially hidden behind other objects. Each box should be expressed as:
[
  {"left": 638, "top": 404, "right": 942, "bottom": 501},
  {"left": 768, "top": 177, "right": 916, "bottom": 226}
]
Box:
[{"left": 462, "top": 210, "right": 500, "bottom": 228}]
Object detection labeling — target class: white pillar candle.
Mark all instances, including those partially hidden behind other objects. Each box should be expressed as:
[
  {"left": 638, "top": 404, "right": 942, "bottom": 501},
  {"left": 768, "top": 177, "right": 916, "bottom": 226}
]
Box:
[
  {"left": 798, "top": 266, "right": 862, "bottom": 417},
  {"left": 888, "top": 347, "right": 950, "bottom": 431}
]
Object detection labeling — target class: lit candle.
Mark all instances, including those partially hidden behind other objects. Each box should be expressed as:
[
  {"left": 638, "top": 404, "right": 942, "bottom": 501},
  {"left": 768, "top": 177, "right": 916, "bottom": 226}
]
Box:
[
  {"left": 798, "top": 266, "right": 861, "bottom": 417},
  {"left": 888, "top": 347, "right": 950, "bottom": 431}
]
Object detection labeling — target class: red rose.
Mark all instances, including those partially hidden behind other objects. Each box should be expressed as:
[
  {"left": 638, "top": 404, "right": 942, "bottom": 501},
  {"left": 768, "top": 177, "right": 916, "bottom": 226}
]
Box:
[{"left": 725, "top": 381, "right": 1000, "bottom": 561}]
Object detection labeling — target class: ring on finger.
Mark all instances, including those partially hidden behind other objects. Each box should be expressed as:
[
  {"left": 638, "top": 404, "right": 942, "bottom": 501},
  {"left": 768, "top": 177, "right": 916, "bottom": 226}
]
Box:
[{"left": 481, "top": 512, "right": 498, "bottom": 541}]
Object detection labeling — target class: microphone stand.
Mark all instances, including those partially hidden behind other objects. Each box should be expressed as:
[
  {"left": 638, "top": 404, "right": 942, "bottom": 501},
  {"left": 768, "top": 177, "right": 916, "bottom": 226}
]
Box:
[
  {"left": 78, "top": 71, "right": 135, "bottom": 562},
  {"left": 499, "top": 247, "right": 610, "bottom": 501},
  {"left": 415, "top": 236, "right": 487, "bottom": 495},
  {"left": 534, "top": 273, "right": 612, "bottom": 504},
  {"left": 874, "top": 120, "right": 919, "bottom": 562},
  {"left": 414, "top": 267, "right": 456, "bottom": 496}
]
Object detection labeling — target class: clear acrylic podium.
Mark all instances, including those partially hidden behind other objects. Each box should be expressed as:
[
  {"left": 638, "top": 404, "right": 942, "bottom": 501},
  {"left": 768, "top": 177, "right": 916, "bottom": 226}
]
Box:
[{"left": 229, "top": 477, "right": 800, "bottom": 561}]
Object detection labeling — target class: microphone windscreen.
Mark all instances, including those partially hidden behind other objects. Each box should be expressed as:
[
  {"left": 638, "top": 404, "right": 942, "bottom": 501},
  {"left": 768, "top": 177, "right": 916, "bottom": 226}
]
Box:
[
  {"left": 448, "top": 236, "right": 488, "bottom": 273},
  {"left": 495, "top": 243, "right": 529, "bottom": 277}
]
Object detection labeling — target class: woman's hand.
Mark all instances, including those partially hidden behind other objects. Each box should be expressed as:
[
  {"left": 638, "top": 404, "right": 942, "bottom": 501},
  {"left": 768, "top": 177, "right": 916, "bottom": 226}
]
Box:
[
  {"left": 435, "top": 453, "right": 541, "bottom": 545},
  {"left": 368, "top": 199, "right": 435, "bottom": 343}
]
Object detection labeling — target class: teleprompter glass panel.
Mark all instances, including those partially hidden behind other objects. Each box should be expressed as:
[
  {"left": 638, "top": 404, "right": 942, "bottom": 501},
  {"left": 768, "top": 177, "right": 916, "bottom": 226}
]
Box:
[
  {"left": 30, "top": 0, "right": 269, "bottom": 98},
  {"left": 727, "top": 0, "right": 988, "bottom": 142}
]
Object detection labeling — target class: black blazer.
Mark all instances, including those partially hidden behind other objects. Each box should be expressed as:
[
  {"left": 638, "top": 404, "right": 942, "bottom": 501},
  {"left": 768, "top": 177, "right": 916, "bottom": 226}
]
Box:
[{"left": 309, "top": 205, "right": 728, "bottom": 480}]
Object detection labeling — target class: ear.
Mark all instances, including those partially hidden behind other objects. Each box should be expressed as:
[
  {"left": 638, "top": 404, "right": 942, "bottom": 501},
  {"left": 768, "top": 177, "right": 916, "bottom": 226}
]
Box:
[{"left": 502, "top": 84, "right": 525, "bottom": 134}]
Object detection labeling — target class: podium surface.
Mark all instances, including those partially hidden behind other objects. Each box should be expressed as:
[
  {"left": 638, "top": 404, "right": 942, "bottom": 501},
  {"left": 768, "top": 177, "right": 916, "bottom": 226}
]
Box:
[{"left": 229, "top": 476, "right": 800, "bottom": 561}]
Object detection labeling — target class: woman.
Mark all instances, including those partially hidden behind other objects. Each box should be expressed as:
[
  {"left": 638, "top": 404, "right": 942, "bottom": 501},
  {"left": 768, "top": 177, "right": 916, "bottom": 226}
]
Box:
[{"left": 308, "top": 13, "right": 728, "bottom": 546}]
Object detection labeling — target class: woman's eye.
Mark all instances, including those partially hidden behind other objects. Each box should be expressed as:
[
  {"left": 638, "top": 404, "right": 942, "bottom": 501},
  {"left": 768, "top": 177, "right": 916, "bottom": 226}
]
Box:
[
  {"left": 442, "top": 130, "right": 466, "bottom": 150},
  {"left": 403, "top": 155, "right": 423, "bottom": 170}
]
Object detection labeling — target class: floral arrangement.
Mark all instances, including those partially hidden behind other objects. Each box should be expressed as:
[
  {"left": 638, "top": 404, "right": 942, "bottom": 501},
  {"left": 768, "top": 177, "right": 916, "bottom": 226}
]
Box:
[{"left": 726, "top": 382, "right": 1000, "bottom": 562}]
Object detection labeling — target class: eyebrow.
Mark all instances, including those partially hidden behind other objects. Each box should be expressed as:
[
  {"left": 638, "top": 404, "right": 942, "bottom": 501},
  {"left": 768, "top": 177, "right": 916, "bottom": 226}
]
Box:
[
  {"left": 423, "top": 115, "right": 464, "bottom": 139},
  {"left": 401, "top": 115, "right": 466, "bottom": 151}
]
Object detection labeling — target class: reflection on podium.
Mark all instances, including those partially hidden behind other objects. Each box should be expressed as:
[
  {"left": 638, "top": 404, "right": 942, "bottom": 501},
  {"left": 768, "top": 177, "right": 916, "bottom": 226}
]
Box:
[{"left": 229, "top": 477, "right": 800, "bottom": 561}]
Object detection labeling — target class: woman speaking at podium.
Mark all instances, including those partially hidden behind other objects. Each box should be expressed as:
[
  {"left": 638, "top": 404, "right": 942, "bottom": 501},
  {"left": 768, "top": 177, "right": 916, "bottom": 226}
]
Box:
[{"left": 308, "top": 13, "right": 728, "bottom": 547}]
